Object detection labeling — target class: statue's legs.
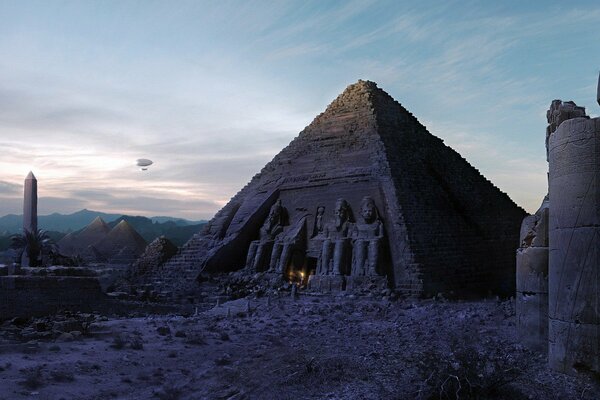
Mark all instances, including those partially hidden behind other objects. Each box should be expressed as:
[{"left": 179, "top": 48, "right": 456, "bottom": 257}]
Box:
[
  {"left": 352, "top": 240, "right": 368, "bottom": 276},
  {"left": 253, "top": 241, "right": 273, "bottom": 272},
  {"left": 367, "top": 239, "right": 380, "bottom": 276},
  {"left": 269, "top": 242, "right": 283, "bottom": 272},
  {"left": 246, "top": 241, "right": 259, "bottom": 269},
  {"left": 277, "top": 243, "right": 293, "bottom": 273},
  {"left": 319, "top": 240, "right": 333, "bottom": 275},
  {"left": 332, "top": 239, "right": 349, "bottom": 275}
]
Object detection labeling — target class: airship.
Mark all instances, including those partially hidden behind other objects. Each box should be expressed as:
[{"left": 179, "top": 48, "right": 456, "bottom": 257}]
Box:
[{"left": 136, "top": 159, "right": 153, "bottom": 171}]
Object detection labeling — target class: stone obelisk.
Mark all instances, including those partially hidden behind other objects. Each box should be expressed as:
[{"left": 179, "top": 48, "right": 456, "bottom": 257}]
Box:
[{"left": 23, "top": 171, "right": 38, "bottom": 233}]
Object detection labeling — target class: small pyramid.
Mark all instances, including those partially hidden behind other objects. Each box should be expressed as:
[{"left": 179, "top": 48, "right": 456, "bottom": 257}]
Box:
[
  {"left": 154, "top": 80, "right": 526, "bottom": 297},
  {"left": 26, "top": 171, "right": 36, "bottom": 180},
  {"left": 130, "top": 236, "right": 178, "bottom": 277}
]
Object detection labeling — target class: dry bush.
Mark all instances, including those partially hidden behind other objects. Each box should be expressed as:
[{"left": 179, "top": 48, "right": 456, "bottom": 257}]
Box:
[
  {"left": 414, "top": 327, "right": 529, "bottom": 400},
  {"left": 19, "top": 366, "right": 45, "bottom": 390},
  {"left": 282, "top": 354, "right": 371, "bottom": 387}
]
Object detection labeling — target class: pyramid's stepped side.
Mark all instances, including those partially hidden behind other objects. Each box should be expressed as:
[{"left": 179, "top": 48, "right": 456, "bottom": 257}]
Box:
[
  {"left": 149, "top": 80, "right": 526, "bottom": 297},
  {"left": 370, "top": 87, "right": 526, "bottom": 295}
]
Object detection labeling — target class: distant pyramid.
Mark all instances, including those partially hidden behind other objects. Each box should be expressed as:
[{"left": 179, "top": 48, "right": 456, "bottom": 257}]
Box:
[
  {"left": 58, "top": 217, "right": 146, "bottom": 263},
  {"left": 58, "top": 216, "right": 110, "bottom": 257},
  {"left": 150, "top": 80, "right": 526, "bottom": 297},
  {"left": 95, "top": 220, "right": 147, "bottom": 262}
]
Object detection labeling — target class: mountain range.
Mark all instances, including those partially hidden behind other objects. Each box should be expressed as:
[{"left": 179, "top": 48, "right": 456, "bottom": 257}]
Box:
[
  {"left": 0, "top": 209, "right": 204, "bottom": 235},
  {"left": 0, "top": 209, "right": 207, "bottom": 252}
]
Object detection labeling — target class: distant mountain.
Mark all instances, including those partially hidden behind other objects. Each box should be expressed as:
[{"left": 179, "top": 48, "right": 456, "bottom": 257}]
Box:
[
  {"left": 107, "top": 215, "right": 205, "bottom": 246},
  {"left": 150, "top": 216, "right": 204, "bottom": 225},
  {"left": 0, "top": 209, "right": 205, "bottom": 234}
]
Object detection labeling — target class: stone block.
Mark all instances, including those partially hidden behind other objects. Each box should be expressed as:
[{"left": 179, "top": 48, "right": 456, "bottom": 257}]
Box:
[
  {"left": 516, "top": 247, "right": 548, "bottom": 293},
  {"left": 307, "top": 275, "right": 345, "bottom": 292},
  {"left": 516, "top": 290, "right": 548, "bottom": 353},
  {"left": 345, "top": 276, "right": 388, "bottom": 292}
]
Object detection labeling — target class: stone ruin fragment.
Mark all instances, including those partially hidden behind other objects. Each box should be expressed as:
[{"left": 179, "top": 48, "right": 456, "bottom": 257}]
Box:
[
  {"left": 518, "top": 77, "right": 600, "bottom": 376},
  {"left": 145, "top": 80, "right": 526, "bottom": 298}
]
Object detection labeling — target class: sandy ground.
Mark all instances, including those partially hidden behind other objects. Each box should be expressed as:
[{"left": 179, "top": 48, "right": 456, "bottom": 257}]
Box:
[{"left": 0, "top": 295, "right": 599, "bottom": 400}]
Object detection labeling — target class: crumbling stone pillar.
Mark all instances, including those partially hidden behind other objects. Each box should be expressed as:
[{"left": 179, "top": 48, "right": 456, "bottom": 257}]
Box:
[
  {"left": 548, "top": 104, "right": 600, "bottom": 374},
  {"left": 516, "top": 197, "right": 549, "bottom": 353}
]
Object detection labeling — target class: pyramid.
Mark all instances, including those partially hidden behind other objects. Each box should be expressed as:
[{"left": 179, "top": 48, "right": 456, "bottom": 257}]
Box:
[
  {"left": 154, "top": 80, "right": 526, "bottom": 297},
  {"left": 95, "top": 220, "right": 147, "bottom": 262},
  {"left": 58, "top": 216, "right": 110, "bottom": 257},
  {"left": 130, "top": 236, "right": 178, "bottom": 278}
]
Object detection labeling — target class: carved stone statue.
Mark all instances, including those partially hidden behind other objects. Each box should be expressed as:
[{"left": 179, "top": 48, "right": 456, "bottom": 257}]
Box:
[
  {"left": 317, "top": 199, "right": 353, "bottom": 275},
  {"left": 269, "top": 213, "right": 308, "bottom": 274},
  {"left": 246, "top": 199, "right": 285, "bottom": 271},
  {"left": 311, "top": 206, "right": 325, "bottom": 238},
  {"left": 351, "top": 196, "right": 384, "bottom": 276}
]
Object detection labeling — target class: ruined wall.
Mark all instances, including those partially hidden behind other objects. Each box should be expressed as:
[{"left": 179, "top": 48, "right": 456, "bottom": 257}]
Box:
[
  {"left": 0, "top": 275, "right": 106, "bottom": 319},
  {"left": 548, "top": 116, "right": 600, "bottom": 374}
]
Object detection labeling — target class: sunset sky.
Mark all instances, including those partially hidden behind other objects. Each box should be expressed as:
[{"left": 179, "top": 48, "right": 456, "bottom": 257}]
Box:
[{"left": 1, "top": 0, "right": 599, "bottom": 219}]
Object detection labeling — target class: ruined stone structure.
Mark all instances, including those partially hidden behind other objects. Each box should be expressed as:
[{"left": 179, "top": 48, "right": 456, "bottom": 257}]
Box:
[
  {"left": 517, "top": 77, "right": 600, "bottom": 375},
  {"left": 147, "top": 80, "right": 525, "bottom": 298},
  {"left": 130, "top": 236, "right": 178, "bottom": 278},
  {"left": 548, "top": 103, "right": 599, "bottom": 375},
  {"left": 516, "top": 196, "right": 549, "bottom": 352}
]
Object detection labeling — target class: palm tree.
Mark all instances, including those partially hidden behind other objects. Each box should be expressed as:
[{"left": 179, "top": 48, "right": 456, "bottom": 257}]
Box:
[{"left": 10, "top": 229, "right": 57, "bottom": 267}]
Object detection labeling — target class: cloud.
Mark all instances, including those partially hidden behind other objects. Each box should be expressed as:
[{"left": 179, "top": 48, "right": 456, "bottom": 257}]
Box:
[
  {"left": 0, "top": 180, "right": 20, "bottom": 195},
  {"left": 1, "top": 1, "right": 599, "bottom": 218}
]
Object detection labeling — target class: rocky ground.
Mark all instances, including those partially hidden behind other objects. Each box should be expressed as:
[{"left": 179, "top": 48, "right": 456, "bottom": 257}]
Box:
[{"left": 0, "top": 292, "right": 599, "bottom": 400}]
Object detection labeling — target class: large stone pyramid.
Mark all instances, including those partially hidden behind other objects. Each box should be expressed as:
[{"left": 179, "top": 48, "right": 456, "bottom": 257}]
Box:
[
  {"left": 154, "top": 80, "right": 526, "bottom": 297},
  {"left": 58, "top": 216, "right": 110, "bottom": 257}
]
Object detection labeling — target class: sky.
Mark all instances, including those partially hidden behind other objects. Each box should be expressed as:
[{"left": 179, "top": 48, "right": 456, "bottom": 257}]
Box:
[{"left": 0, "top": 0, "right": 599, "bottom": 220}]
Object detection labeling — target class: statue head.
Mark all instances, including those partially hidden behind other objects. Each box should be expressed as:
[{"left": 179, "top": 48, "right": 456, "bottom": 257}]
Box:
[
  {"left": 316, "top": 206, "right": 325, "bottom": 216},
  {"left": 334, "top": 198, "right": 350, "bottom": 229},
  {"left": 265, "top": 199, "right": 283, "bottom": 231},
  {"left": 360, "top": 196, "right": 379, "bottom": 224}
]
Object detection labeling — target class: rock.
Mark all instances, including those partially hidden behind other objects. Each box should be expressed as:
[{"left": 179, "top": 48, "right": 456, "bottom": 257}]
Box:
[{"left": 57, "top": 332, "right": 74, "bottom": 342}]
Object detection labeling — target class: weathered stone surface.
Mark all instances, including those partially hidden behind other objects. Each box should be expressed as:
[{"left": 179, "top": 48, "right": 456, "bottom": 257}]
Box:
[
  {"left": 548, "top": 112, "right": 600, "bottom": 374},
  {"left": 148, "top": 80, "right": 525, "bottom": 298}
]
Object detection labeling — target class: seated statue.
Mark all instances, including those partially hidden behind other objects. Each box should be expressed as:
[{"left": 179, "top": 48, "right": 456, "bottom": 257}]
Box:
[
  {"left": 269, "top": 213, "right": 309, "bottom": 274},
  {"left": 351, "top": 196, "right": 384, "bottom": 276},
  {"left": 317, "top": 199, "right": 353, "bottom": 276},
  {"left": 246, "top": 199, "right": 285, "bottom": 271}
]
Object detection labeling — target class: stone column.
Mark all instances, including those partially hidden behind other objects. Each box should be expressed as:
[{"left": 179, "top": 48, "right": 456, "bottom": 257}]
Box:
[
  {"left": 23, "top": 171, "right": 38, "bottom": 233},
  {"left": 548, "top": 116, "right": 600, "bottom": 374},
  {"left": 516, "top": 197, "right": 549, "bottom": 353}
]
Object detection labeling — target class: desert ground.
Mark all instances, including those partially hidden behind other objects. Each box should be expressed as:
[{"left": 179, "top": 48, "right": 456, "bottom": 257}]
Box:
[{"left": 1, "top": 285, "right": 599, "bottom": 400}]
